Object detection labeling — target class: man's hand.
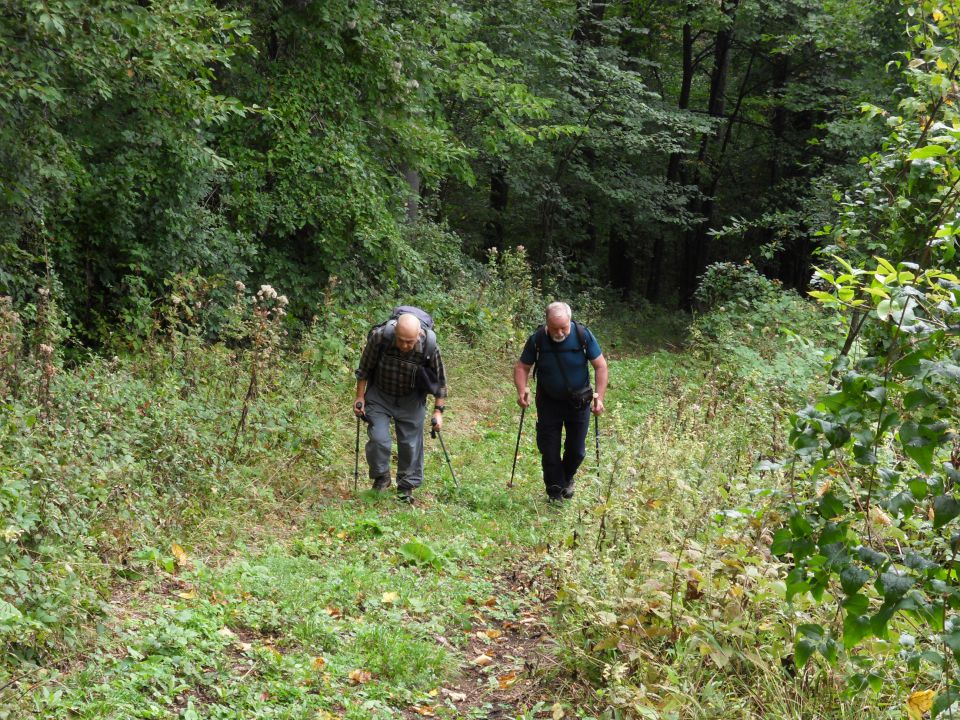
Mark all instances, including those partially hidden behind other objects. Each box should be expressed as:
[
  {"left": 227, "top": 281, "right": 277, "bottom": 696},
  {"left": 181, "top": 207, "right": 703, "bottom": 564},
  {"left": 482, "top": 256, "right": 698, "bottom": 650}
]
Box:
[
  {"left": 431, "top": 410, "right": 443, "bottom": 431},
  {"left": 517, "top": 388, "right": 531, "bottom": 408},
  {"left": 354, "top": 400, "right": 365, "bottom": 418},
  {"left": 592, "top": 394, "right": 605, "bottom": 416}
]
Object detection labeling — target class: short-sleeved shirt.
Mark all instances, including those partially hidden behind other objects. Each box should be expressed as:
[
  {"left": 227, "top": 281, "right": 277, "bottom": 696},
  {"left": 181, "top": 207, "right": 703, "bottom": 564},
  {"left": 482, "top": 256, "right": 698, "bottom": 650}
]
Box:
[
  {"left": 356, "top": 325, "right": 447, "bottom": 399},
  {"left": 519, "top": 323, "right": 601, "bottom": 399}
]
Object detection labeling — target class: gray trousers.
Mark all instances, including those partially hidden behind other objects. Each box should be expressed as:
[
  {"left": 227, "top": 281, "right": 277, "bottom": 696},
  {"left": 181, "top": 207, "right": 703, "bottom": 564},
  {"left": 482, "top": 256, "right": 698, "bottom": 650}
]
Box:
[{"left": 364, "top": 384, "right": 426, "bottom": 490}]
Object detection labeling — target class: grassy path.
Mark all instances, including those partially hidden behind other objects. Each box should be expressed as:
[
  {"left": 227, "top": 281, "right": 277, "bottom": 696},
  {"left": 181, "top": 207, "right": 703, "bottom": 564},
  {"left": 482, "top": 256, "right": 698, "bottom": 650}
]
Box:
[{"left": 11, "top": 340, "right": 670, "bottom": 720}]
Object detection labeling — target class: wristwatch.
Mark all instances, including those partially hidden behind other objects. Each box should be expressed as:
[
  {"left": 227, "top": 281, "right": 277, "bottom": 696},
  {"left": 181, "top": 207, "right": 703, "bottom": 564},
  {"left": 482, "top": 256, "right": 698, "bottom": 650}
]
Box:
[{"left": 434, "top": 406, "right": 445, "bottom": 413}]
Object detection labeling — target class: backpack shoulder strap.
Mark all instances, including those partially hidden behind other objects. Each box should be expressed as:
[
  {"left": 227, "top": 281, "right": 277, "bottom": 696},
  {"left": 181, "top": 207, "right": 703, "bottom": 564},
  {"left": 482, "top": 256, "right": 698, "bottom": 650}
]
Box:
[
  {"left": 375, "top": 319, "right": 396, "bottom": 362},
  {"left": 573, "top": 321, "right": 588, "bottom": 359},
  {"left": 422, "top": 327, "right": 436, "bottom": 361},
  {"left": 531, "top": 325, "right": 546, "bottom": 379}
]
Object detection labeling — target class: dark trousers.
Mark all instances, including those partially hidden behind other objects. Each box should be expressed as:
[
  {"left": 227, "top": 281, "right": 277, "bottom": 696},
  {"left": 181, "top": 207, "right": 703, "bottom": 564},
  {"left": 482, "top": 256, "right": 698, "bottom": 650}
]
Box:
[{"left": 535, "top": 393, "right": 591, "bottom": 498}]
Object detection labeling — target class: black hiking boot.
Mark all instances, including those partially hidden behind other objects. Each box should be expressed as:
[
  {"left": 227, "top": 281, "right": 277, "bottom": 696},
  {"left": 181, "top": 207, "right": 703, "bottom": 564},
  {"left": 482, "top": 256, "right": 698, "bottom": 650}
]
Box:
[
  {"left": 396, "top": 488, "right": 414, "bottom": 504},
  {"left": 561, "top": 483, "right": 575, "bottom": 499},
  {"left": 371, "top": 472, "right": 392, "bottom": 492}
]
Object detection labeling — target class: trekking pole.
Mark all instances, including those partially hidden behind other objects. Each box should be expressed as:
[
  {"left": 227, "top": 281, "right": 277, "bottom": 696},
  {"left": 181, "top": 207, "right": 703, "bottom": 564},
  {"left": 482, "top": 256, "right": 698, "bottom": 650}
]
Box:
[
  {"left": 430, "top": 418, "right": 459, "bottom": 487},
  {"left": 594, "top": 413, "right": 601, "bottom": 467},
  {"left": 354, "top": 402, "right": 366, "bottom": 492},
  {"left": 509, "top": 406, "right": 526, "bottom": 489}
]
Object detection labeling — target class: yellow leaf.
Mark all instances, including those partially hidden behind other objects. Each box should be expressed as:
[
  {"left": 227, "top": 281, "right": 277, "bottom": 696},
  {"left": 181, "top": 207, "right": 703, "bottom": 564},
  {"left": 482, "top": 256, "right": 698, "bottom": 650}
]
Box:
[
  {"left": 412, "top": 707, "right": 435, "bottom": 717},
  {"left": 348, "top": 668, "right": 371, "bottom": 685},
  {"left": 176, "top": 590, "right": 196, "bottom": 600},
  {"left": 933, "top": 10, "right": 945, "bottom": 22},
  {"left": 485, "top": 629, "right": 502, "bottom": 639},
  {"left": 382, "top": 591, "right": 399, "bottom": 604},
  {"left": 472, "top": 653, "right": 494, "bottom": 666},
  {"left": 171, "top": 543, "right": 189, "bottom": 567},
  {"left": 312, "top": 657, "right": 326, "bottom": 670},
  {"left": 552, "top": 702, "right": 565, "bottom": 719},
  {"left": 907, "top": 689, "right": 935, "bottom": 719},
  {"left": 497, "top": 672, "right": 517, "bottom": 689}
]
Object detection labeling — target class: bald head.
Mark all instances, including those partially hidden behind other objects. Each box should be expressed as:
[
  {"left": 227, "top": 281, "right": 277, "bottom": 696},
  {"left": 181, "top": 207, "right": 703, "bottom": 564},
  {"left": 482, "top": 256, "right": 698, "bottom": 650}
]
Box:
[{"left": 394, "top": 313, "right": 422, "bottom": 353}]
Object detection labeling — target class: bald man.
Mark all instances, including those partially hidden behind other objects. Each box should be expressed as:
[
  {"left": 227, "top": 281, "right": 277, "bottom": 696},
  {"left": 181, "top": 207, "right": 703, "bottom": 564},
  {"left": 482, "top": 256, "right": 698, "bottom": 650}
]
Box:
[{"left": 354, "top": 312, "right": 447, "bottom": 503}]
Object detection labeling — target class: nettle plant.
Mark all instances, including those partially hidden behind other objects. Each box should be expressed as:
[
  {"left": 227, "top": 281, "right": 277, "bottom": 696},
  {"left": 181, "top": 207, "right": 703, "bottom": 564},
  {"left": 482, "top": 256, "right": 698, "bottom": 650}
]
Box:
[{"left": 779, "top": 259, "right": 959, "bottom": 695}]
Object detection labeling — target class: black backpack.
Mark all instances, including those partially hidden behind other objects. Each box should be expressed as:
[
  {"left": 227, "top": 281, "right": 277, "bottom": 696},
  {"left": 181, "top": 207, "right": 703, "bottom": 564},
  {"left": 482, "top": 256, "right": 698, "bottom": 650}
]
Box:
[
  {"left": 532, "top": 320, "right": 589, "bottom": 379},
  {"left": 368, "top": 305, "right": 441, "bottom": 395},
  {"left": 532, "top": 321, "right": 593, "bottom": 407}
]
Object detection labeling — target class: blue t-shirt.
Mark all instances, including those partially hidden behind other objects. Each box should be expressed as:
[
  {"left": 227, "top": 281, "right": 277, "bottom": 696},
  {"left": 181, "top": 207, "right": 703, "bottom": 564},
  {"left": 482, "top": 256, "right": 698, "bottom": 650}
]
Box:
[{"left": 520, "top": 323, "right": 602, "bottom": 399}]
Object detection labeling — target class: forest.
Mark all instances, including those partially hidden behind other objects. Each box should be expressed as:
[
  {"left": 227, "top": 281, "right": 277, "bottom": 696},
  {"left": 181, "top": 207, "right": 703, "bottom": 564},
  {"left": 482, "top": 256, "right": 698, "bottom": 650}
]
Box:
[{"left": 1, "top": 0, "right": 959, "bottom": 718}]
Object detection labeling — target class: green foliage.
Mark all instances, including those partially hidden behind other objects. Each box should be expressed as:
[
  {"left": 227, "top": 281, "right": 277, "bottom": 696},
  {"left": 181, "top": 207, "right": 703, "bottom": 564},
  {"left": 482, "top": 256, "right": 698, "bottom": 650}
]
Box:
[
  {"left": 0, "top": 0, "right": 254, "bottom": 339},
  {"left": 775, "top": 2, "right": 960, "bottom": 707},
  {"left": 689, "top": 263, "right": 836, "bottom": 401}
]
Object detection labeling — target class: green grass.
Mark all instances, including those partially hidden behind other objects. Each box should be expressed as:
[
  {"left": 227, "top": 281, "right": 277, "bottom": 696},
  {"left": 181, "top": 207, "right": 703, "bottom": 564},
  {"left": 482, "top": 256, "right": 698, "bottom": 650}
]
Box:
[{"left": 0, "top": 302, "right": 884, "bottom": 720}]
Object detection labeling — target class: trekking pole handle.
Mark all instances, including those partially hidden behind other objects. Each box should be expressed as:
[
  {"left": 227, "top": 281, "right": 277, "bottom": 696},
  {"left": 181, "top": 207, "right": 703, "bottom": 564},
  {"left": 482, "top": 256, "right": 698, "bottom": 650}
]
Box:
[{"left": 430, "top": 416, "right": 438, "bottom": 438}]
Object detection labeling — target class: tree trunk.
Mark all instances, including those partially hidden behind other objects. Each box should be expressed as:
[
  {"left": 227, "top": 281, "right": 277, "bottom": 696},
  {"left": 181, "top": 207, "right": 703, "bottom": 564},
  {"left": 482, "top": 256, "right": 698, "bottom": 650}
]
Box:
[
  {"left": 484, "top": 163, "right": 508, "bottom": 249},
  {"left": 680, "top": 0, "right": 740, "bottom": 307},
  {"left": 648, "top": 15, "right": 694, "bottom": 304}
]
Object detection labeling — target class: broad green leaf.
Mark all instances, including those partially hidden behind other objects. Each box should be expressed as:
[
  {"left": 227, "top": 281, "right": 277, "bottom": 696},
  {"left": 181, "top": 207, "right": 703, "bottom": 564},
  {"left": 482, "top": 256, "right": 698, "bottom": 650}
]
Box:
[
  {"left": 795, "top": 637, "right": 816, "bottom": 668},
  {"left": 933, "top": 495, "right": 960, "bottom": 529},
  {"left": 819, "top": 493, "right": 845, "bottom": 519},
  {"left": 0, "top": 600, "right": 22, "bottom": 627},
  {"left": 879, "top": 571, "right": 913, "bottom": 601},
  {"left": 933, "top": 688, "right": 960, "bottom": 718},
  {"left": 840, "top": 565, "right": 872, "bottom": 595},
  {"left": 908, "top": 144, "right": 948, "bottom": 159}
]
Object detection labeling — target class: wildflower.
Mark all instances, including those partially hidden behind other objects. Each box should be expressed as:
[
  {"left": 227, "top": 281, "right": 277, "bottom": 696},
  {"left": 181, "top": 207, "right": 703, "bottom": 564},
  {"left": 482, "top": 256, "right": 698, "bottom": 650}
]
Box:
[
  {"left": 39, "top": 343, "right": 54, "bottom": 356},
  {"left": 235, "top": 281, "right": 246, "bottom": 293},
  {"left": 277, "top": 295, "right": 289, "bottom": 306}
]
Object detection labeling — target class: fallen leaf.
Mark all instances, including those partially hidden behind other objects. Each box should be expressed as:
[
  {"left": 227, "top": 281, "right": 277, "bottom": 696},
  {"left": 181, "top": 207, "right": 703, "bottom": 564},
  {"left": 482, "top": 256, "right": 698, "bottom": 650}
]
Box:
[
  {"left": 485, "top": 629, "right": 502, "bottom": 639},
  {"left": 552, "top": 702, "right": 565, "bottom": 719},
  {"left": 177, "top": 590, "right": 197, "bottom": 600},
  {"left": 312, "top": 657, "right": 326, "bottom": 670},
  {"left": 171, "top": 543, "right": 189, "bottom": 567},
  {"left": 217, "top": 627, "right": 237, "bottom": 639},
  {"left": 348, "top": 668, "right": 372, "bottom": 685},
  {"left": 472, "top": 653, "right": 494, "bottom": 667},
  {"left": 907, "top": 689, "right": 935, "bottom": 720},
  {"left": 442, "top": 688, "right": 467, "bottom": 702},
  {"left": 411, "top": 707, "right": 435, "bottom": 717},
  {"left": 336, "top": 531, "right": 347, "bottom": 539},
  {"left": 382, "top": 591, "right": 399, "bottom": 604},
  {"left": 483, "top": 596, "right": 498, "bottom": 607},
  {"left": 497, "top": 672, "right": 517, "bottom": 689},
  {"left": 324, "top": 606, "right": 343, "bottom": 619}
]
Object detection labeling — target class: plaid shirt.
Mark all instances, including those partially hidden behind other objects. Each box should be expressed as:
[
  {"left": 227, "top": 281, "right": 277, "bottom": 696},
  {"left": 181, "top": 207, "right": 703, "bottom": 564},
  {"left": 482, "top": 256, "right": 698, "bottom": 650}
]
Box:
[{"left": 356, "top": 326, "right": 448, "bottom": 399}]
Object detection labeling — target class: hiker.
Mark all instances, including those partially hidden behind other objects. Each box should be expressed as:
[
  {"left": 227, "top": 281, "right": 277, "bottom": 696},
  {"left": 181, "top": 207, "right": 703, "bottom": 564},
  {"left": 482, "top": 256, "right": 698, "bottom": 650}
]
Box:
[
  {"left": 514, "top": 301, "right": 607, "bottom": 501},
  {"left": 354, "top": 311, "right": 447, "bottom": 503}
]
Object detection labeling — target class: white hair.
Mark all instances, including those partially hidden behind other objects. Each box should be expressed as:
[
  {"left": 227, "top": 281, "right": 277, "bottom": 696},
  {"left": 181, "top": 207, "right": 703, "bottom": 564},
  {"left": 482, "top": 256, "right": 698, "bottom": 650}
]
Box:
[{"left": 545, "top": 301, "right": 572, "bottom": 322}]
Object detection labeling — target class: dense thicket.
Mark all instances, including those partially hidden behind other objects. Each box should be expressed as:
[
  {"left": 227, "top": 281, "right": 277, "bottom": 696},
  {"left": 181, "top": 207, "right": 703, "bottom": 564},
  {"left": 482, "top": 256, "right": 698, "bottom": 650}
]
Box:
[{"left": 1, "top": 0, "right": 905, "bottom": 342}]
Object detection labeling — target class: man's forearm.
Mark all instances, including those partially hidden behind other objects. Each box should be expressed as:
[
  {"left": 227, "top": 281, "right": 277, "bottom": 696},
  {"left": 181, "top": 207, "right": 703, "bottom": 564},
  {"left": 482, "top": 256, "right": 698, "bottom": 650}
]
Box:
[
  {"left": 594, "top": 361, "right": 608, "bottom": 400},
  {"left": 355, "top": 379, "right": 367, "bottom": 402},
  {"left": 513, "top": 362, "right": 531, "bottom": 396}
]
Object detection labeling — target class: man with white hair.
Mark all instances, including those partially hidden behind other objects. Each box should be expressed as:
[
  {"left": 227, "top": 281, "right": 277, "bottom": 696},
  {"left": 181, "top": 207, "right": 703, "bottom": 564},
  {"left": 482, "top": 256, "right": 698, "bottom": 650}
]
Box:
[
  {"left": 355, "top": 311, "right": 447, "bottom": 503},
  {"left": 514, "top": 301, "right": 607, "bottom": 501}
]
